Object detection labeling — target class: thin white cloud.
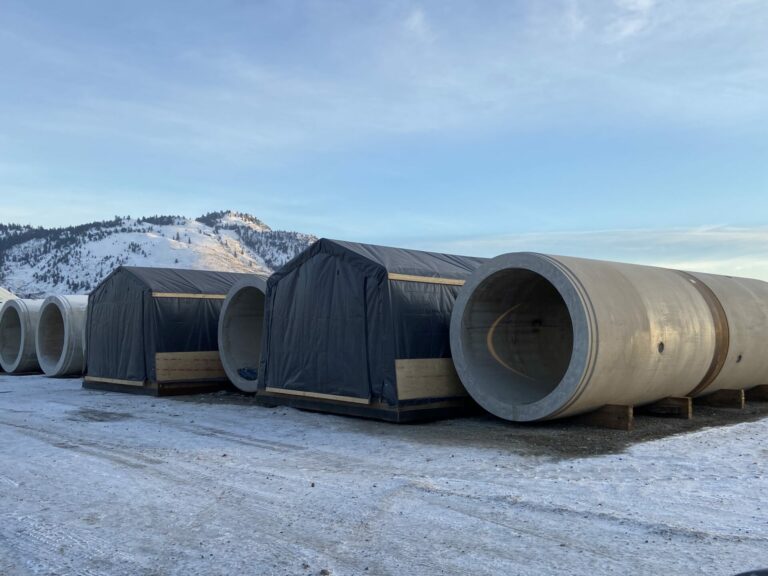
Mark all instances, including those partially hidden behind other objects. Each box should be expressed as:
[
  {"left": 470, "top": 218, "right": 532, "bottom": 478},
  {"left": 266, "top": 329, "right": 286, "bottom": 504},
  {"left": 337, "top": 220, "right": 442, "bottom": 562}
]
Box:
[
  {"left": 1, "top": 0, "right": 766, "bottom": 162},
  {"left": 615, "top": 0, "right": 656, "bottom": 12},
  {"left": 605, "top": 0, "right": 656, "bottom": 41},
  {"left": 403, "top": 7, "right": 433, "bottom": 42},
  {"left": 409, "top": 226, "right": 768, "bottom": 280},
  {"left": 564, "top": 0, "right": 588, "bottom": 36}
]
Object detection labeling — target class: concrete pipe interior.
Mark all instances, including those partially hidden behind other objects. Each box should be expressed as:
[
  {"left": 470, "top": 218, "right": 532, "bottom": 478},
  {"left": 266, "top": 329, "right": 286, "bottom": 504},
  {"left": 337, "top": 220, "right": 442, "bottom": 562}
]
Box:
[
  {"left": 460, "top": 269, "right": 574, "bottom": 407},
  {"left": 220, "top": 285, "right": 265, "bottom": 391},
  {"left": 37, "top": 302, "right": 65, "bottom": 374},
  {"left": 0, "top": 306, "right": 22, "bottom": 369}
]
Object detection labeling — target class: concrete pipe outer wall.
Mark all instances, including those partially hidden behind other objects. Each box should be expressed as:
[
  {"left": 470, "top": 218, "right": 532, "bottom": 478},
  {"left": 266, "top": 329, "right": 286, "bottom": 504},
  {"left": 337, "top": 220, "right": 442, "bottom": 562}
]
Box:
[
  {"left": 36, "top": 295, "right": 89, "bottom": 377},
  {"left": 0, "top": 299, "right": 44, "bottom": 374},
  {"left": 218, "top": 274, "right": 269, "bottom": 392},
  {"left": 450, "top": 252, "right": 768, "bottom": 422},
  {"left": 687, "top": 271, "right": 768, "bottom": 394}
]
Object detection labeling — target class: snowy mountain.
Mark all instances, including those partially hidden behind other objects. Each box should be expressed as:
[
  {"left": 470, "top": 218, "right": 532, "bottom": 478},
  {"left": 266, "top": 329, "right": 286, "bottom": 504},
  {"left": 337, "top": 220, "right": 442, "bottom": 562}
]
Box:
[{"left": 0, "top": 211, "right": 317, "bottom": 298}]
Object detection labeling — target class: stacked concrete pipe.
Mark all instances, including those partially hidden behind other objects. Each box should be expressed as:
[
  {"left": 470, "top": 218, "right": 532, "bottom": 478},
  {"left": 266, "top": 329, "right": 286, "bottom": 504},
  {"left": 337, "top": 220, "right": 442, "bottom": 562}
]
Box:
[
  {"left": 450, "top": 253, "right": 768, "bottom": 422},
  {"left": 218, "top": 274, "right": 269, "bottom": 392},
  {"left": 36, "top": 295, "right": 89, "bottom": 377},
  {"left": 0, "top": 299, "right": 44, "bottom": 374}
]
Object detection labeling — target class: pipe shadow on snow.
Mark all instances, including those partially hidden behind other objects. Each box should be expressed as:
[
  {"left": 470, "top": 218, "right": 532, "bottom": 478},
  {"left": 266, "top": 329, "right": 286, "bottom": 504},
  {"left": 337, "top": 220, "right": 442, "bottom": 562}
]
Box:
[
  {"left": 66, "top": 407, "right": 134, "bottom": 422},
  {"left": 168, "top": 389, "right": 768, "bottom": 460}
]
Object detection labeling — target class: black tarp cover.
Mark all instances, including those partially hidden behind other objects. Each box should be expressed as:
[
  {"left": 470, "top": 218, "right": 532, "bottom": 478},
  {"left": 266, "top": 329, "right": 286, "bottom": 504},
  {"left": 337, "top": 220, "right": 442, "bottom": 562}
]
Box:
[
  {"left": 86, "top": 266, "right": 251, "bottom": 383},
  {"left": 261, "top": 239, "right": 486, "bottom": 404}
]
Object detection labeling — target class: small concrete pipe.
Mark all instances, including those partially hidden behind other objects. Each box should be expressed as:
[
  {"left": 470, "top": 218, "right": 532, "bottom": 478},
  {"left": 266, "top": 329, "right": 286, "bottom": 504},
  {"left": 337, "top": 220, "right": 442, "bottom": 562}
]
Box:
[
  {"left": 36, "top": 295, "right": 89, "bottom": 377},
  {"left": 450, "top": 253, "right": 768, "bottom": 422},
  {"left": 0, "top": 299, "right": 44, "bottom": 374},
  {"left": 218, "top": 275, "right": 269, "bottom": 392}
]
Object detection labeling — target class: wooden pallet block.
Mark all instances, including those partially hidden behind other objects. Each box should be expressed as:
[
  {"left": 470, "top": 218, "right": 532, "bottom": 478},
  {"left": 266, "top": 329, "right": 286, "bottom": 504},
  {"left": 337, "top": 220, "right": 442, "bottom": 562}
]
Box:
[
  {"left": 745, "top": 385, "right": 768, "bottom": 402},
  {"left": 394, "top": 358, "right": 468, "bottom": 401},
  {"left": 577, "top": 404, "right": 634, "bottom": 431},
  {"left": 694, "top": 389, "right": 745, "bottom": 409},
  {"left": 638, "top": 396, "right": 693, "bottom": 419},
  {"left": 155, "top": 351, "right": 226, "bottom": 383}
]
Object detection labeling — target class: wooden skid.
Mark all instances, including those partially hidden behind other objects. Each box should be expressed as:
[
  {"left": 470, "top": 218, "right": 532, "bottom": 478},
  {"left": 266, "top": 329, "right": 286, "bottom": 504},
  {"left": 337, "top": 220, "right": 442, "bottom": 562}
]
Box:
[
  {"left": 83, "top": 378, "right": 229, "bottom": 397},
  {"left": 695, "top": 389, "right": 745, "bottom": 409},
  {"left": 638, "top": 396, "right": 693, "bottom": 419},
  {"left": 745, "top": 385, "right": 768, "bottom": 402},
  {"left": 264, "top": 387, "right": 371, "bottom": 404},
  {"left": 154, "top": 380, "right": 231, "bottom": 397},
  {"left": 577, "top": 404, "right": 634, "bottom": 431},
  {"left": 256, "top": 392, "right": 473, "bottom": 423},
  {"left": 84, "top": 376, "right": 145, "bottom": 387}
]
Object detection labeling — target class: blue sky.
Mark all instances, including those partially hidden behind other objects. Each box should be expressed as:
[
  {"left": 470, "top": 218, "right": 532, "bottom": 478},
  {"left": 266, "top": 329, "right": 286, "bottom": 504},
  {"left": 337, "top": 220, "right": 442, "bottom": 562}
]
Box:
[{"left": 1, "top": 1, "right": 767, "bottom": 274}]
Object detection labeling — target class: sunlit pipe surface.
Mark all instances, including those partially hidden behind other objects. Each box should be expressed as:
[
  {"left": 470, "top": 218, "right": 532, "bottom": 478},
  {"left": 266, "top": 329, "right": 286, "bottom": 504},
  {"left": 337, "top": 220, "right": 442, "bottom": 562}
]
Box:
[
  {"left": 450, "top": 252, "right": 768, "bottom": 422},
  {"left": 0, "top": 299, "right": 44, "bottom": 374},
  {"left": 218, "top": 275, "right": 269, "bottom": 392},
  {"left": 36, "top": 295, "right": 89, "bottom": 377}
]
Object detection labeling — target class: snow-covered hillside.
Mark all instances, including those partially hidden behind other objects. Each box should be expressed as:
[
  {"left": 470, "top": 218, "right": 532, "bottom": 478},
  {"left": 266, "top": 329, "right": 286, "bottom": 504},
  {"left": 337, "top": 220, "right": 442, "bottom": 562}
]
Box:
[{"left": 0, "top": 211, "right": 316, "bottom": 297}]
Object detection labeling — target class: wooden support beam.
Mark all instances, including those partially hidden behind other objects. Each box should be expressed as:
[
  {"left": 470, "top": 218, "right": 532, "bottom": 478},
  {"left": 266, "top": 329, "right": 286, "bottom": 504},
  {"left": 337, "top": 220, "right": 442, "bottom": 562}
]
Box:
[
  {"left": 694, "top": 389, "right": 745, "bottom": 409},
  {"left": 577, "top": 404, "right": 634, "bottom": 431},
  {"left": 638, "top": 396, "right": 693, "bottom": 419},
  {"left": 745, "top": 385, "right": 768, "bottom": 402},
  {"left": 387, "top": 273, "right": 465, "bottom": 286}
]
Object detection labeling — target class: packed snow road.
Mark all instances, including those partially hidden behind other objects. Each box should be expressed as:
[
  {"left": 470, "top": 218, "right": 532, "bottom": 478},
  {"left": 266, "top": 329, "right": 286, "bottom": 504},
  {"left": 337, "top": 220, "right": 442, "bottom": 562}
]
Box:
[{"left": 1, "top": 375, "right": 767, "bottom": 576}]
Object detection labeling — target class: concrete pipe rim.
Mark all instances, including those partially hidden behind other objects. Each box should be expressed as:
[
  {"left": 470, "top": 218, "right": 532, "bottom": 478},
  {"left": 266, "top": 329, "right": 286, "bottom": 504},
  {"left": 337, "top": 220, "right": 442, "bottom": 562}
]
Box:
[
  {"left": 450, "top": 252, "right": 595, "bottom": 422},
  {"left": 218, "top": 275, "right": 268, "bottom": 393},
  {"left": 36, "top": 296, "right": 74, "bottom": 377}
]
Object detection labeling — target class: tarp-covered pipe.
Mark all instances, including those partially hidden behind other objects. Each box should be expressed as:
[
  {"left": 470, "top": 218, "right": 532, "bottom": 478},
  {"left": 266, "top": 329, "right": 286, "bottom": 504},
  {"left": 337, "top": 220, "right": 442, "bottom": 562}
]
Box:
[
  {"left": 0, "top": 299, "right": 44, "bottom": 374},
  {"left": 450, "top": 253, "right": 768, "bottom": 422},
  {"left": 218, "top": 275, "right": 269, "bottom": 392},
  {"left": 36, "top": 295, "right": 89, "bottom": 377}
]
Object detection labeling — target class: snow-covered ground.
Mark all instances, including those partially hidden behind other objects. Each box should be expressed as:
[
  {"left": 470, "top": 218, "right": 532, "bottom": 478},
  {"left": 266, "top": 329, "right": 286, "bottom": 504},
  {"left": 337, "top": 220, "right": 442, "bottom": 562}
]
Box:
[{"left": 1, "top": 375, "right": 767, "bottom": 576}]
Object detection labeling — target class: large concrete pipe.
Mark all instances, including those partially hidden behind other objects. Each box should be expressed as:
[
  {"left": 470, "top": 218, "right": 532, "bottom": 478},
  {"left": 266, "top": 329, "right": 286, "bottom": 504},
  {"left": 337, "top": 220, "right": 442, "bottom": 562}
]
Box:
[
  {"left": 218, "top": 275, "right": 269, "bottom": 392},
  {"left": 0, "top": 299, "right": 44, "bottom": 374},
  {"left": 36, "top": 295, "right": 89, "bottom": 377},
  {"left": 450, "top": 253, "right": 768, "bottom": 422}
]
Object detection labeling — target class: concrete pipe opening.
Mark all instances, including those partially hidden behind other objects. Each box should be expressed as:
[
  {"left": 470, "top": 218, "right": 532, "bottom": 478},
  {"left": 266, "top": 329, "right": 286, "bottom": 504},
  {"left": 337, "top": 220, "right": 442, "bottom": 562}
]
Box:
[
  {"left": 0, "top": 305, "right": 22, "bottom": 372},
  {"left": 36, "top": 295, "right": 88, "bottom": 377},
  {"left": 465, "top": 268, "right": 574, "bottom": 405},
  {"left": 38, "top": 303, "right": 65, "bottom": 372},
  {"left": 0, "top": 299, "right": 43, "bottom": 374},
  {"left": 451, "top": 253, "right": 595, "bottom": 422},
  {"left": 218, "top": 276, "right": 268, "bottom": 393},
  {"left": 451, "top": 254, "right": 589, "bottom": 421}
]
